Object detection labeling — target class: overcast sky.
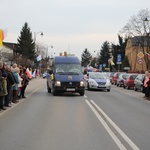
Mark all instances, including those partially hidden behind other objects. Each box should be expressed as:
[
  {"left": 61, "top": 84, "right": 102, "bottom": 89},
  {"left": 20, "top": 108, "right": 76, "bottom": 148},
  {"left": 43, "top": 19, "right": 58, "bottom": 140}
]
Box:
[{"left": 1, "top": 0, "right": 150, "bottom": 59}]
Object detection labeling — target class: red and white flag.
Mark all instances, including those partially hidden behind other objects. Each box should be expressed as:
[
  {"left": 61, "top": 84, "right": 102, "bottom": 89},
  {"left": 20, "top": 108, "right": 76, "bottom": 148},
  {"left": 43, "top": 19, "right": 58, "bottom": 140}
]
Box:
[{"left": 145, "top": 52, "right": 150, "bottom": 59}]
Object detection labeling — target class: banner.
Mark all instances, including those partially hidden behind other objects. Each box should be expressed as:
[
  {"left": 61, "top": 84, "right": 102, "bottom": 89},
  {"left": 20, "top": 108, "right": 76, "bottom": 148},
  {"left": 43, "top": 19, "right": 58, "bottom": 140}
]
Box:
[{"left": 145, "top": 52, "right": 150, "bottom": 59}]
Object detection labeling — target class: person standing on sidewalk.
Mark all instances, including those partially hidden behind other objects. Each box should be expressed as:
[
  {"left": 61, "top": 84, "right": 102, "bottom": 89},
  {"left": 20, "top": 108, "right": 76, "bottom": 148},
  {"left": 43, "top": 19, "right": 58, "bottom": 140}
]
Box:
[
  {"left": 0, "top": 73, "right": 8, "bottom": 111},
  {"left": 4, "top": 65, "right": 15, "bottom": 107},
  {"left": 142, "top": 70, "right": 149, "bottom": 98},
  {"left": 145, "top": 72, "right": 150, "bottom": 100},
  {"left": 20, "top": 68, "right": 29, "bottom": 98},
  {"left": 12, "top": 67, "right": 19, "bottom": 103}
]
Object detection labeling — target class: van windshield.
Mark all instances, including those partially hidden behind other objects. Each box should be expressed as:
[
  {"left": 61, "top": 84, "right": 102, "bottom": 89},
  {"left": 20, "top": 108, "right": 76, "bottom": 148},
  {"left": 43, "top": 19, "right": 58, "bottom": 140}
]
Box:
[{"left": 55, "top": 64, "right": 82, "bottom": 75}]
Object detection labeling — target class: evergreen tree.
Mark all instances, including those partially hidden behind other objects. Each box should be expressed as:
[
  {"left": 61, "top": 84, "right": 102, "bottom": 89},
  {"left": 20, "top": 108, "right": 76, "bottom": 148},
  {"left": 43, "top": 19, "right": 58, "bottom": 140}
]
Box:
[
  {"left": 122, "top": 56, "right": 130, "bottom": 70},
  {"left": 90, "top": 57, "right": 97, "bottom": 68},
  {"left": 98, "top": 41, "right": 111, "bottom": 69},
  {"left": 112, "top": 35, "right": 128, "bottom": 71},
  {"left": 17, "top": 22, "right": 35, "bottom": 61},
  {"left": 81, "top": 48, "right": 92, "bottom": 67}
]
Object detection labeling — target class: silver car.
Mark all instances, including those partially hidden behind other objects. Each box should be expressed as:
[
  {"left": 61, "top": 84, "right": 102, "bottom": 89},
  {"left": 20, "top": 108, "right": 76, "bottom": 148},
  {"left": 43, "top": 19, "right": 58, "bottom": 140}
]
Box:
[
  {"left": 134, "top": 74, "right": 145, "bottom": 91},
  {"left": 85, "top": 72, "right": 111, "bottom": 92}
]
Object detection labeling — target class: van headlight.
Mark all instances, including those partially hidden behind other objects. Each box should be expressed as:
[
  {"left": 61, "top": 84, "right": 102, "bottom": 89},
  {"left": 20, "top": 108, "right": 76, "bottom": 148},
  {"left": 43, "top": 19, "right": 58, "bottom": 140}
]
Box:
[
  {"left": 55, "top": 81, "right": 61, "bottom": 86},
  {"left": 80, "top": 81, "right": 84, "bottom": 86}
]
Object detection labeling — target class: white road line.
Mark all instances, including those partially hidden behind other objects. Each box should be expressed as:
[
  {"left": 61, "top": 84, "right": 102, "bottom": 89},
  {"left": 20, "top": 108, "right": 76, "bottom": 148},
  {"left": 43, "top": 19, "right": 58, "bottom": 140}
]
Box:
[
  {"left": 84, "top": 95, "right": 87, "bottom": 98},
  {"left": 85, "top": 100, "right": 127, "bottom": 150},
  {"left": 89, "top": 100, "right": 140, "bottom": 150}
]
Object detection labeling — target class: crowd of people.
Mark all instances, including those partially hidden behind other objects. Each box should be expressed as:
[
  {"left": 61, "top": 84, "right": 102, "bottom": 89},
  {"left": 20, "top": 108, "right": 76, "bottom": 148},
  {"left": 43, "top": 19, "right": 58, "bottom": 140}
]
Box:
[{"left": 0, "top": 62, "right": 32, "bottom": 111}]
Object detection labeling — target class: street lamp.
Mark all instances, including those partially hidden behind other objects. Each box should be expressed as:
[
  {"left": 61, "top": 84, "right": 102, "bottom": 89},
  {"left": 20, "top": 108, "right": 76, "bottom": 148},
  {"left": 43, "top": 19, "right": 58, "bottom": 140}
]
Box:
[
  {"left": 33, "top": 31, "right": 43, "bottom": 76},
  {"left": 144, "top": 17, "right": 150, "bottom": 70},
  {"left": 46, "top": 45, "right": 54, "bottom": 58},
  {"left": 34, "top": 31, "right": 43, "bottom": 42}
]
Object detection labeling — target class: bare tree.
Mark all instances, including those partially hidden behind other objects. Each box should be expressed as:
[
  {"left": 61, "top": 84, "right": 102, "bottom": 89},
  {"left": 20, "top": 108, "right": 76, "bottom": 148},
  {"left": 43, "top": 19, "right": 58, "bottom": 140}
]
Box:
[{"left": 120, "top": 9, "right": 150, "bottom": 70}]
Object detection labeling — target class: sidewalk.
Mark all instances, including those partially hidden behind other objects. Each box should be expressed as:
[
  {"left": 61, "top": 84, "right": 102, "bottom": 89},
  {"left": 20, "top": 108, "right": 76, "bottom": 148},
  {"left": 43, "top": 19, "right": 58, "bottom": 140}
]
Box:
[
  {"left": 25, "top": 76, "right": 46, "bottom": 96},
  {"left": 0, "top": 77, "right": 46, "bottom": 115}
]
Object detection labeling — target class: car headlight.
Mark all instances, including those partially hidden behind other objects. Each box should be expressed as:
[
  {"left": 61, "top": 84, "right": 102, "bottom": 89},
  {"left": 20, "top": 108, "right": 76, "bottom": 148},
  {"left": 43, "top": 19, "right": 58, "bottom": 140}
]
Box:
[
  {"left": 89, "top": 79, "right": 98, "bottom": 86},
  {"left": 55, "top": 81, "right": 61, "bottom": 86},
  {"left": 106, "top": 79, "right": 111, "bottom": 86},
  {"left": 80, "top": 81, "right": 85, "bottom": 86}
]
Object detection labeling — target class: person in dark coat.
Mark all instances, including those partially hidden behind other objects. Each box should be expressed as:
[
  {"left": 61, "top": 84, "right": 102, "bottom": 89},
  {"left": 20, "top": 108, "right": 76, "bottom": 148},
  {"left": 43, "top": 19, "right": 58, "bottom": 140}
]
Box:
[
  {"left": 142, "top": 71, "right": 149, "bottom": 98},
  {"left": 20, "top": 68, "right": 29, "bottom": 98},
  {"left": 4, "top": 65, "right": 15, "bottom": 107},
  {"left": 145, "top": 74, "right": 150, "bottom": 100},
  {"left": 0, "top": 73, "right": 8, "bottom": 111}
]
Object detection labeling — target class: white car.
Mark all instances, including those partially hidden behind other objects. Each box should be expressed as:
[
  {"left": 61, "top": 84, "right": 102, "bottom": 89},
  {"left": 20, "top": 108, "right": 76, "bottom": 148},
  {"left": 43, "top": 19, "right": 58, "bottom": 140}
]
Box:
[{"left": 85, "top": 72, "right": 111, "bottom": 92}]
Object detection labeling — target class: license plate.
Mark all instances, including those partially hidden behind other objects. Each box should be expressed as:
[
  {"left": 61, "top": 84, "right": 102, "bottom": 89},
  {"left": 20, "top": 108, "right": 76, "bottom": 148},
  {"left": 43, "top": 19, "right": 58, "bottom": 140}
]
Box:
[
  {"left": 98, "top": 85, "right": 105, "bottom": 88},
  {"left": 66, "top": 88, "right": 75, "bottom": 91}
]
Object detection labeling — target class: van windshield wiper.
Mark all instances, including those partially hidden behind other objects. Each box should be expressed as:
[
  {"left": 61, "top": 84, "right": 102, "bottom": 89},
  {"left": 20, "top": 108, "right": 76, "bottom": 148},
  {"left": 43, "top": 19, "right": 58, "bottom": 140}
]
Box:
[
  {"left": 56, "top": 72, "right": 65, "bottom": 74},
  {"left": 67, "top": 72, "right": 80, "bottom": 75}
]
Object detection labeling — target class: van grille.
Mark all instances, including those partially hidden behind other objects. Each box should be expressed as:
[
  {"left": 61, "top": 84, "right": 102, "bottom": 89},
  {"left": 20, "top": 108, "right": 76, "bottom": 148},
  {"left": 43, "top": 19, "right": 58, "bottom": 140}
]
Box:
[{"left": 61, "top": 82, "right": 80, "bottom": 87}]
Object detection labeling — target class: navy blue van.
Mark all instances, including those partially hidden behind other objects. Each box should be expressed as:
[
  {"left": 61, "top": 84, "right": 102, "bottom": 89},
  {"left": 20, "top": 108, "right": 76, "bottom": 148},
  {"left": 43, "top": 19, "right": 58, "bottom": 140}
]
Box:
[{"left": 47, "top": 56, "right": 85, "bottom": 96}]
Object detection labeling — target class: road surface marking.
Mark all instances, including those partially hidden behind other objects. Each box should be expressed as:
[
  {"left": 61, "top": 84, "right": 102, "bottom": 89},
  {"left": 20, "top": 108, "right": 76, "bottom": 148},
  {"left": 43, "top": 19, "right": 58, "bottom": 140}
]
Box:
[{"left": 86, "top": 99, "right": 140, "bottom": 150}]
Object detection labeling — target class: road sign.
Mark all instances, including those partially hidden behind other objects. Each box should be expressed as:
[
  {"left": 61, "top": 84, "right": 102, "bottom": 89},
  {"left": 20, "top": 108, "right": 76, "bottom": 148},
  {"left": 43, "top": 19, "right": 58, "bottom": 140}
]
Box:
[
  {"left": 137, "top": 52, "right": 144, "bottom": 58},
  {"left": 138, "top": 59, "right": 143, "bottom": 64},
  {"left": 117, "top": 54, "right": 122, "bottom": 64},
  {"left": 103, "top": 63, "right": 106, "bottom": 67}
]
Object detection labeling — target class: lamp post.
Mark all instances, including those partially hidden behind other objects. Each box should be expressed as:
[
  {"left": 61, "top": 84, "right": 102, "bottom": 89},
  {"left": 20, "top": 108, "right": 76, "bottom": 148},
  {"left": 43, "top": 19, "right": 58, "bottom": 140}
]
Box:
[
  {"left": 144, "top": 17, "right": 150, "bottom": 70},
  {"left": 34, "top": 31, "right": 43, "bottom": 77},
  {"left": 34, "top": 31, "right": 43, "bottom": 42},
  {"left": 46, "top": 45, "right": 53, "bottom": 58}
]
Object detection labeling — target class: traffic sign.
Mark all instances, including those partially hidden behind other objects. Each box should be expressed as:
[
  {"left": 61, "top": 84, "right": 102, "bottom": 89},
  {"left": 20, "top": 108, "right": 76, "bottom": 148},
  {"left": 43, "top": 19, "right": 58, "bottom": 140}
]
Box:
[
  {"left": 137, "top": 52, "right": 144, "bottom": 58},
  {"left": 138, "top": 59, "right": 143, "bottom": 64},
  {"left": 117, "top": 54, "right": 122, "bottom": 64}
]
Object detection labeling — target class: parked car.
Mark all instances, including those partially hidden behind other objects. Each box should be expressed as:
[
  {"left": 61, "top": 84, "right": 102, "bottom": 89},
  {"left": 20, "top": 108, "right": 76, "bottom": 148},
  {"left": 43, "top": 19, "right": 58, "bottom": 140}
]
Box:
[
  {"left": 116, "top": 73, "right": 128, "bottom": 87},
  {"left": 112, "top": 72, "right": 125, "bottom": 85},
  {"left": 85, "top": 72, "right": 111, "bottom": 91},
  {"left": 134, "top": 74, "right": 145, "bottom": 91},
  {"left": 123, "top": 74, "right": 139, "bottom": 89},
  {"left": 109, "top": 72, "right": 115, "bottom": 83}
]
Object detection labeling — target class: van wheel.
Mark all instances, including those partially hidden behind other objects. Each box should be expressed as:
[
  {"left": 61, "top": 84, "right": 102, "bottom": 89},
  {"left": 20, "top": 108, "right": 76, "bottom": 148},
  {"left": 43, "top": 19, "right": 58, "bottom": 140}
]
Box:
[
  {"left": 53, "top": 91, "right": 57, "bottom": 96},
  {"left": 52, "top": 89, "right": 57, "bottom": 96},
  {"left": 107, "top": 89, "right": 110, "bottom": 92},
  {"left": 79, "top": 91, "right": 85, "bottom": 96},
  {"left": 51, "top": 86, "right": 57, "bottom": 96}
]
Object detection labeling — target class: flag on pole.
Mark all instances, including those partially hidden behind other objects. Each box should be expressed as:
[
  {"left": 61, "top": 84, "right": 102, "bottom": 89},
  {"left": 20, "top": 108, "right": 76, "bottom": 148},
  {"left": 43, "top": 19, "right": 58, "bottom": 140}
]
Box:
[
  {"left": 110, "top": 60, "right": 115, "bottom": 66},
  {"left": 2, "top": 28, "right": 7, "bottom": 39},
  {"left": 36, "top": 55, "right": 42, "bottom": 61},
  {"left": 0, "top": 29, "right": 3, "bottom": 47},
  {"left": 32, "top": 70, "right": 36, "bottom": 78},
  {"left": 26, "top": 68, "right": 32, "bottom": 79},
  {"left": 145, "top": 52, "right": 150, "bottom": 59}
]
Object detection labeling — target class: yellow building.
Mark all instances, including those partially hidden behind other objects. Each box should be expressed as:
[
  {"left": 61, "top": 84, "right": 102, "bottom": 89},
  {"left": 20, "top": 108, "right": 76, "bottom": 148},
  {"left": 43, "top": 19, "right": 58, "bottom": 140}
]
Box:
[{"left": 125, "top": 36, "right": 150, "bottom": 72}]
